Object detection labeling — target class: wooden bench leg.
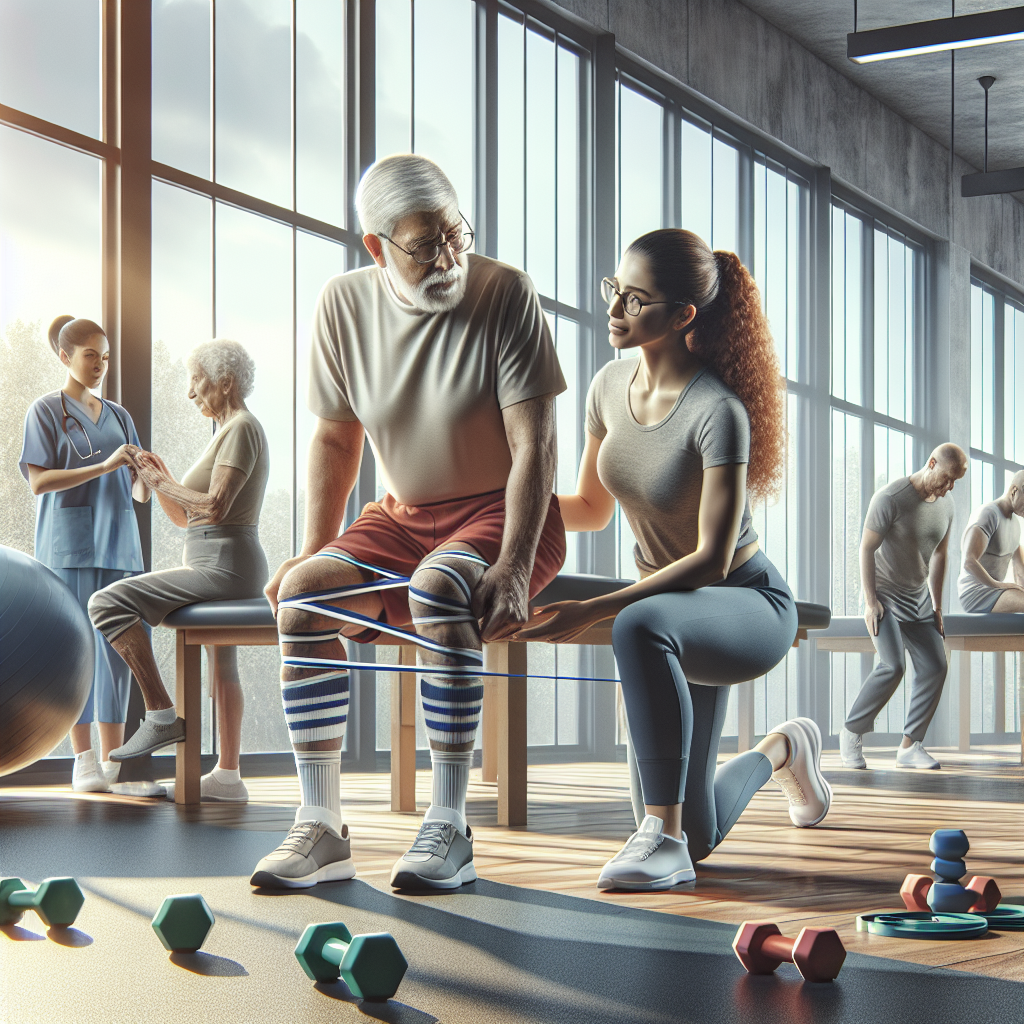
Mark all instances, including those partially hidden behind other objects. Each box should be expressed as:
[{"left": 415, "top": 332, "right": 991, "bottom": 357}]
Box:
[
  {"left": 958, "top": 649, "right": 971, "bottom": 754},
  {"left": 390, "top": 646, "right": 418, "bottom": 812},
  {"left": 485, "top": 642, "right": 528, "bottom": 827},
  {"left": 175, "top": 631, "right": 202, "bottom": 805}
]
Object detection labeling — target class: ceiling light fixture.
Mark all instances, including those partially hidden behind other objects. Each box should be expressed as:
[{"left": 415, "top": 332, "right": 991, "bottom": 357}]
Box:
[
  {"left": 848, "top": 6, "right": 1024, "bottom": 64},
  {"left": 961, "top": 76, "right": 1024, "bottom": 197}
]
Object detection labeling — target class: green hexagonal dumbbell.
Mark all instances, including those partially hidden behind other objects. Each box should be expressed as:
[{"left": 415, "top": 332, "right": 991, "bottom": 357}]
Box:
[
  {"left": 0, "top": 877, "right": 85, "bottom": 928},
  {"left": 151, "top": 894, "right": 215, "bottom": 953},
  {"left": 295, "top": 921, "right": 408, "bottom": 1000}
]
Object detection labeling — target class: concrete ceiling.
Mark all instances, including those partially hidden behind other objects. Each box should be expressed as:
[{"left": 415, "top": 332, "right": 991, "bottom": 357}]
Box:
[{"left": 738, "top": 0, "right": 1024, "bottom": 186}]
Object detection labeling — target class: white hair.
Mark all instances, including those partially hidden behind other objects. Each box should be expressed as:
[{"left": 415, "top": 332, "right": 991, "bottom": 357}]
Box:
[
  {"left": 186, "top": 338, "right": 256, "bottom": 399},
  {"left": 355, "top": 154, "right": 459, "bottom": 238}
]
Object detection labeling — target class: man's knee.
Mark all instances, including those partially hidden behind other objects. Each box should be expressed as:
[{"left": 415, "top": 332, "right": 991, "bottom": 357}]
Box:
[
  {"left": 873, "top": 658, "right": 906, "bottom": 687},
  {"left": 409, "top": 557, "right": 478, "bottom": 630}
]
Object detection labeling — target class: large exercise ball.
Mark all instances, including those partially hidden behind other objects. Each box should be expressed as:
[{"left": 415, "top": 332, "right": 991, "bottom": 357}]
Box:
[{"left": 0, "top": 546, "right": 94, "bottom": 776}]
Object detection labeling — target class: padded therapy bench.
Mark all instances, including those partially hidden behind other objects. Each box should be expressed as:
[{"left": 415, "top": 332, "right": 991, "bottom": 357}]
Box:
[{"left": 162, "top": 576, "right": 830, "bottom": 823}]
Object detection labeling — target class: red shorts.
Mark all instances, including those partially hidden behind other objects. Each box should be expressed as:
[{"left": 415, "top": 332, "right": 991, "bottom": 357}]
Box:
[{"left": 322, "top": 488, "right": 566, "bottom": 641}]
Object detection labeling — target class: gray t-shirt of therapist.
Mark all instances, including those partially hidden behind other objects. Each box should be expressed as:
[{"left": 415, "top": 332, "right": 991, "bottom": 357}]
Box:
[
  {"left": 865, "top": 476, "right": 954, "bottom": 621},
  {"left": 957, "top": 501, "right": 1022, "bottom": 612}
]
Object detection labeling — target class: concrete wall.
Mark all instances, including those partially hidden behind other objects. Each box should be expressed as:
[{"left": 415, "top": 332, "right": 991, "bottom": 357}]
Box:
[{"left": 549, "top": 0, "right": 1024, "bottom": 287}]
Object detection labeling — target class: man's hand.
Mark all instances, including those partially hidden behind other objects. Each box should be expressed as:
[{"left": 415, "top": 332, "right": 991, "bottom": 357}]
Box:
[
  {"left": 933, "top": 607, "right": 945, "bottom": 638},
  {"left": 864, "top": 598, "right": 885, "bottom": 637},
  {"left": 265, "top": 555, "right": 310, "bottom": 616},
  {"left": 472, "top": 561, "right": 530, "bottom": 643}
]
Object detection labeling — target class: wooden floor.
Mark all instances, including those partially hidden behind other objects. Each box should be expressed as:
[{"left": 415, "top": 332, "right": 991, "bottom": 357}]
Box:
[{"left": 11, "top": 746, "right": 1023, "bottom": 983}]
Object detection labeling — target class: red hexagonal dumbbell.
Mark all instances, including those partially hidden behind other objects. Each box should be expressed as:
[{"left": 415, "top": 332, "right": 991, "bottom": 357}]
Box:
[
  {"left": 732, "top": 921, "right": 846, "bottom": 983},
  {"left": 900, "top": 873, "right": 1001, "bottom": 913}
]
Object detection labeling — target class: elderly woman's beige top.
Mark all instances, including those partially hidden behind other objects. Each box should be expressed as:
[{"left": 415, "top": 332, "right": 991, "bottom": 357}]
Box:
[{"left": 181, "top": 410, "right": 269, "bottom": 527}]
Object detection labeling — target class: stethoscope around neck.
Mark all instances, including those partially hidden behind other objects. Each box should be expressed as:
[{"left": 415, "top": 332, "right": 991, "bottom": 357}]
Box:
[{"left": 59, "top": 390, "right": 130, "bottom": 461}]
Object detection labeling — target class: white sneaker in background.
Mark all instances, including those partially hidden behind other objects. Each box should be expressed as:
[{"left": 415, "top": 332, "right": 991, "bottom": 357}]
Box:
[
  {"left": 896, "top": 741, "right": 940, "bottom": 770},
  {"left": 101, "top": 760, "right": 121, "bottom": 786},
  {"left": 165, "top": 772, "right": 249, "bottom": 803},
  {"left": 597, "top": 815, "right": 696, "bottom": 891},
  {"left": 72, "top": 750, "right": 110, "bottom": 793},
  {"left": 768, "top": 718, "right": 832, "bottom": 827},
  {"left": 839, "top": 727, "right": 867, "bottom": 769}
]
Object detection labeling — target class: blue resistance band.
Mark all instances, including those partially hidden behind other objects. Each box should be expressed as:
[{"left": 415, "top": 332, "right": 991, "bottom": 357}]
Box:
[{"left": 277, "top": 549, "right": 620, "bottom": 683}]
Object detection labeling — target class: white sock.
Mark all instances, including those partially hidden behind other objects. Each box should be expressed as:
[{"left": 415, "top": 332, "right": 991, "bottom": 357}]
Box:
[
  {"left": 294, "top": 749, "right": 341, "bottom": 822},
  {"left": 147, "top": 707, "right": 177, "bottom": 725},
  {"left": 212, "top": 765, "right": 241, "bottom": 785},
  {"left": 428, "top": 749, "right": 472, "bottom": 834}
]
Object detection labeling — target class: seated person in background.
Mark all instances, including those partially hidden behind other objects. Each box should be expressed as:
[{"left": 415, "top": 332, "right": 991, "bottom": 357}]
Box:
[
  {"left": 958, "top": 471, "right": 1024, "bottom": 613},
  {"left": 88, "top": 339, "right": 270, "bottom": 803}
]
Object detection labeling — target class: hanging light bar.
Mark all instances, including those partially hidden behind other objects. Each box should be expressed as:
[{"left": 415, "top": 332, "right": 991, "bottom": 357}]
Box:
[{"left": 848, "top": 7, "right": 1024, "bottom": 64}]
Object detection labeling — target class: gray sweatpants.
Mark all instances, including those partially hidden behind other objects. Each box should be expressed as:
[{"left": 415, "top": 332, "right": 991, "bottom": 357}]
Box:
[
  {"left": 843, "top": 606, "right": 947, "bottom": 742},
  {"left": 88, "top": 525, "right": 269, "bottom": 648}
]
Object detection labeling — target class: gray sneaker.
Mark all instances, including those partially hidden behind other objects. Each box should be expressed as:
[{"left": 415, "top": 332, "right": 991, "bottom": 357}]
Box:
[
  {"left": 250, "top": 821, "right": 355, "bottom": 888},
  {"left": 108, "top": 717, "right": 186, "bottom": 761},
  {"left": 390, "top": 821, "right": 477, "bottom": 891}
]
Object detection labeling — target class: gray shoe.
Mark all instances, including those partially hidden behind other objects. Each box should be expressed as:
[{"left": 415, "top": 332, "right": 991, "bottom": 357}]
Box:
[
  {"left": 108, "top": 717, "right": 186, "bottom": 761},
  {"left": 390, "top": 820, "right": 477, "bottom": 891},
  {"left": 250, "top": 821, "right": 355, "bottom": 888}
]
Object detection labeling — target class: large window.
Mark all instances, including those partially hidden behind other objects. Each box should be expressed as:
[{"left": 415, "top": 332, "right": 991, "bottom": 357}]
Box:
[
  {"left": 829, "top": 201, "right": 924, "bottom": 736},
  {"left": 968, "top": 278, "right": 1024, "bottom": 737},
  {"left": 8, "top": 0, "right": 1005, "bottom": 767}
]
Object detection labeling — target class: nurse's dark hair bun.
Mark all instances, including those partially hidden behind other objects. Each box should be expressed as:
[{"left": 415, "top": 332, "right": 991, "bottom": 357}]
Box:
[{"left": 48, "top": 316, "right": 106, "bottom": 358}]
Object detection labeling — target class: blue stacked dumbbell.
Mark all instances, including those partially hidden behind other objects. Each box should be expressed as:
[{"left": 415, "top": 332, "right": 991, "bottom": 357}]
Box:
[
  {"left": 926, "top": 829, "right": 978, "bottom": 913},
  {"left": 900, "top": 829, "right": 1000, "bottom": 914}
]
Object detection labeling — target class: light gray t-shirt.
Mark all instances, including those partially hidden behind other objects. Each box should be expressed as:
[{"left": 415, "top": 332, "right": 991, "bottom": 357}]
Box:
[
  {"left": 957, "top": 501, "right": 1021, "bottom": 612},
  {"left": 864, "top": 477, "right": 954, "bottom": 621},
  {"left": 307, "top": 254, "right": 566, "bottom": 506},
  {"left": 180, "top": 411, "right": 269, "bottom": 527},
  {"left": 585, "top": 359, "right": 756, "bottom": 574}
]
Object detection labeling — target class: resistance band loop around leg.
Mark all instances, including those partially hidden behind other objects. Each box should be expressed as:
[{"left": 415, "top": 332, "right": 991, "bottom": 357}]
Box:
[{"left": 277, "top": 549, "right": 620, "bottom": 683}]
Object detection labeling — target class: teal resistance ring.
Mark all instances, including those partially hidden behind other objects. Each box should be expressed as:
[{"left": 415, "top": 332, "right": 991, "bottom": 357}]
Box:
[
  {"left": 979, "top": 905, "right": 1024, "bottom": 931},
  {"left": 856, "top": 911, "right": 988, "bottom": 940}
]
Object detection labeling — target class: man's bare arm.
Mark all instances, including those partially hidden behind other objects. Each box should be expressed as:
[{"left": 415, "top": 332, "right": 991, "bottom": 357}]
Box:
[
  {"left": 928, "top": 526, "right": 951, "bottom": 637},
  {"left": 473, "top": 394, "right": 557, "bottom": 642}
]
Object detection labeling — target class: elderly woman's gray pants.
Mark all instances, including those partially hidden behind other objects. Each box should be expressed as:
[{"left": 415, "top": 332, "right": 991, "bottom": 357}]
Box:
[{"left": 89, "top": 525, "right": 268, "bottom": 640}]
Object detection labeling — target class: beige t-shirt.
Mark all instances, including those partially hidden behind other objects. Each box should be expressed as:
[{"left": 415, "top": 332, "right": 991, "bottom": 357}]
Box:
[
  {"left": 307, "top": 254, "right": 566, "bottom": 506},
  {"left": 181, "top": 411, "right": 269, "bottom": 527}
]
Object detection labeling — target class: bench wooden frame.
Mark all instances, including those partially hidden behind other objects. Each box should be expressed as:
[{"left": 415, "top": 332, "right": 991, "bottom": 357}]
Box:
[{"left": 170, "top": 620, "right": 811, "bottom": 822}]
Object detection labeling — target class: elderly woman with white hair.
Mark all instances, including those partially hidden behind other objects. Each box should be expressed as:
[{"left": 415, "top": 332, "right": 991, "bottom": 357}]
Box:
[{"left": 88, "top": 338, "right": 270, "bottom": 802}]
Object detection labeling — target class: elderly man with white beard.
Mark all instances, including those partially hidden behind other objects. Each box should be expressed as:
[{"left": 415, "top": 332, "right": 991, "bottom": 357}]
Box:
[{"left": 250, "top": 154, "right": 567, "bottom": 891}]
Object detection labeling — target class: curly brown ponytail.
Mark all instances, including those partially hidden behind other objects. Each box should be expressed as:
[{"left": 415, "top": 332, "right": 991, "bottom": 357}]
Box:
[{"left": 625, "top": 230, "right": 786, "bottom": 504}]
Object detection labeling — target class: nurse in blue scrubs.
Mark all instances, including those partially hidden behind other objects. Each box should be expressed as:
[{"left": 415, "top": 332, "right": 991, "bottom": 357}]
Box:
[{"left": 19, "top": 315, "right": 151, "bottom": 793}]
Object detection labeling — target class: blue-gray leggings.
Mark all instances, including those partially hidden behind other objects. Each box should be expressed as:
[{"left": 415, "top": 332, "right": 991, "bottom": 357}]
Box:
[{"left": 613, "top": 550, "right": 798, "bottom": 862}]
